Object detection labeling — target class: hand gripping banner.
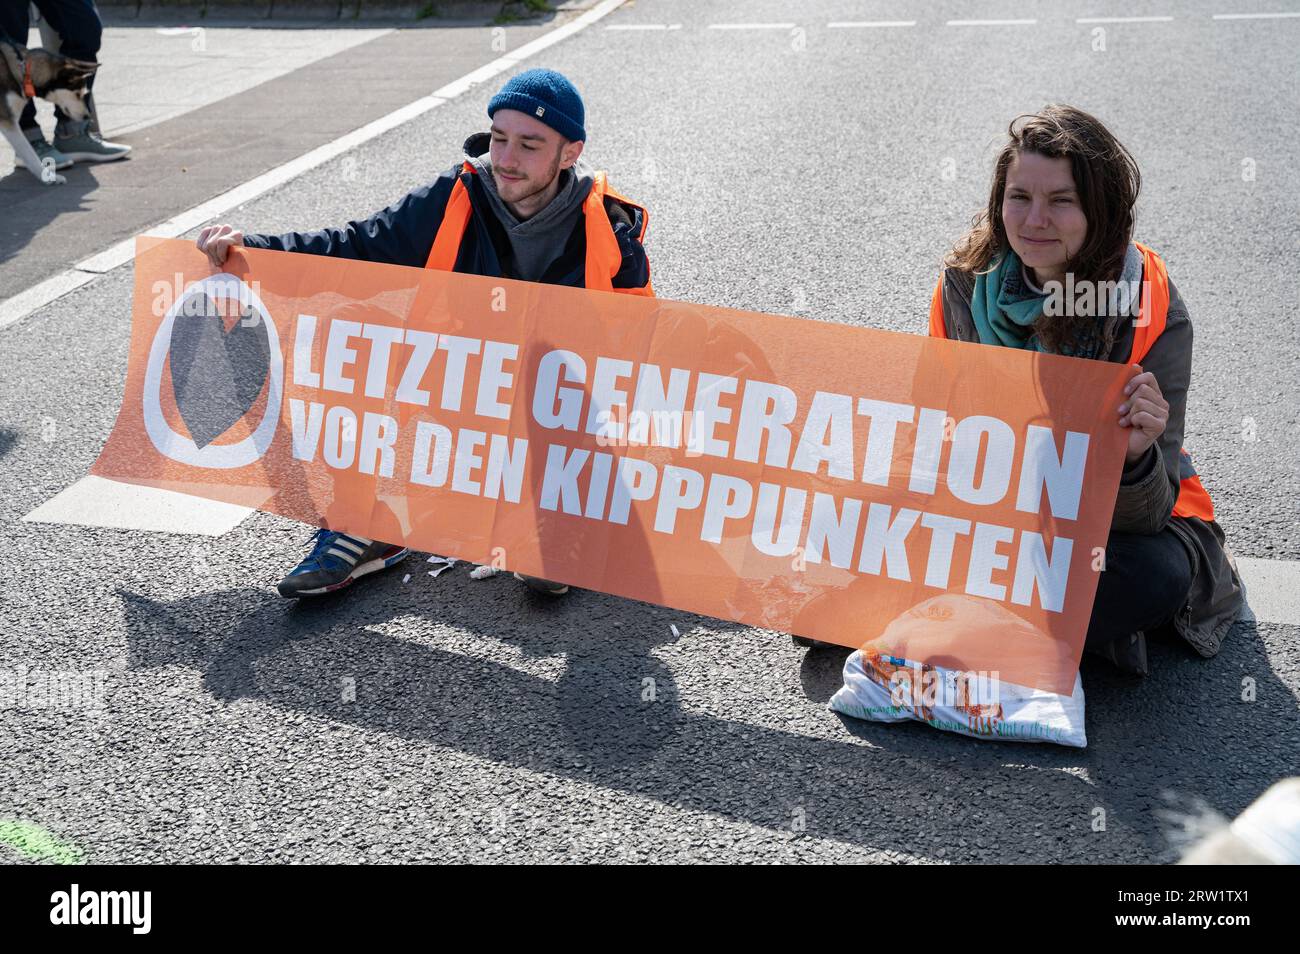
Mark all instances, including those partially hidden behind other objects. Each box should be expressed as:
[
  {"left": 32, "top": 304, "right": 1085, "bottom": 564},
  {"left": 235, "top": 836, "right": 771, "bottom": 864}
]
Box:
[{"left": 94, "top": 237, "right": 1135, "bottom": 694}]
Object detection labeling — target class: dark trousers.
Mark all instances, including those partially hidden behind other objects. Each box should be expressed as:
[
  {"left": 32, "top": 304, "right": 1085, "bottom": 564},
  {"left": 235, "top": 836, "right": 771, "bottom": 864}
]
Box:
[
  {"left": 1085, "top": 528, "right": 1194, "bottom": 652},
  {"left": 0, "top": 0, "right": 102, "bottom": 131}
]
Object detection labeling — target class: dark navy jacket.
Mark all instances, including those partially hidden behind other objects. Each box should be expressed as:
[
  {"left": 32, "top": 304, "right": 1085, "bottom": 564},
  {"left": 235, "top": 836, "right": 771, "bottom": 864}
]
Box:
[{"left": 243, "top": 133, "right": 651, "bottom": 290}]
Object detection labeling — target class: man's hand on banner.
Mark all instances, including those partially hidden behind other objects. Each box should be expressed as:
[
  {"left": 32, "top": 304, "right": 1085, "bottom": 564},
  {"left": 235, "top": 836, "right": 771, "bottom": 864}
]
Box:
[
  {"left": 1118, "top": 364, "right": 1169, "bottom": 465},
  {"left": 196, "top": 224, "right": 245, "bottom": 269}
]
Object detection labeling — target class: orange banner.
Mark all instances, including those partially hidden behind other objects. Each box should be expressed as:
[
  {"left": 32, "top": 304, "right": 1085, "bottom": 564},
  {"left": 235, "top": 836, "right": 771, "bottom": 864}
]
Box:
[{"left": 94, "top": 237, "right": 1134, "bottom": 694}]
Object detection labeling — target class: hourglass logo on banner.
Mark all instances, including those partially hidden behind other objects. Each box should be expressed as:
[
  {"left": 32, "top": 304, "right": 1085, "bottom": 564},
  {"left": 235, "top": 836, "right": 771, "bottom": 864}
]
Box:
[{"left": 142, "top": 272, "right": 284, "bottom": 469}]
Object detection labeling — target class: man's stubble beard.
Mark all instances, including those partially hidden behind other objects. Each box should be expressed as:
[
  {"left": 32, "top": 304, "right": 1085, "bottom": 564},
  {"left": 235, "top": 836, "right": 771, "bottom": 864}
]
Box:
[{"left": 496, "top": 148, "right": 564, "bottom": 208}]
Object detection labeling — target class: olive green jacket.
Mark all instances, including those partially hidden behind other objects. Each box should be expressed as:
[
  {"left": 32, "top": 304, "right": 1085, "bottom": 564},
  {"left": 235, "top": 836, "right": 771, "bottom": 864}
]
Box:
[{"left": 935, "top": 265, "right": 1245, "bottom": 660}]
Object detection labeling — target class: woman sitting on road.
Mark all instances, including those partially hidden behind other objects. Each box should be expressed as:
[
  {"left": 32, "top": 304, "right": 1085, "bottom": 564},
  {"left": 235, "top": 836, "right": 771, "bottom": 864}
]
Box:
[{"left": 927, "top": 104, "right": 1243, "bottom": 674}]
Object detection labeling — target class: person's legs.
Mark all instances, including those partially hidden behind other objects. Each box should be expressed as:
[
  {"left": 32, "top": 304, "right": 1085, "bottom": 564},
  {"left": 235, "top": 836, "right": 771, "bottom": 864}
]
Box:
[
  {"left": 32, "top": 0, "right": 128, "bottom": 162},
  {"left": 0, "top": 2, "right": 41, "bottom": 137},
  {"left": 1085, "top": 528, "right": 1194, "bottom": 655},
  {"left": 30, "top": 0, "right": 102, "bottom": 124},
  {"left": 2, "top": 3, "right": 72, "bottom": 171},
  {"left": 0, "top": 4, "right": 30, "bottom": 50}
]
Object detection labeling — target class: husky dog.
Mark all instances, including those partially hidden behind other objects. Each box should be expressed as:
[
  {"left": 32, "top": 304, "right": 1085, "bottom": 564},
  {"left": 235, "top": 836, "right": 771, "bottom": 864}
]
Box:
[{"left": 0, "top": 39, "right": 98, "bottom": 185}]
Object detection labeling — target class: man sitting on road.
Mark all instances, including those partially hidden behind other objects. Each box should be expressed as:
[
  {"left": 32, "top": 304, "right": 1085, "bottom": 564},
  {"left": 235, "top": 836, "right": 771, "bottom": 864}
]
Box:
[{"left": 196, "top": 68, "right": 654, "bottom": 600}]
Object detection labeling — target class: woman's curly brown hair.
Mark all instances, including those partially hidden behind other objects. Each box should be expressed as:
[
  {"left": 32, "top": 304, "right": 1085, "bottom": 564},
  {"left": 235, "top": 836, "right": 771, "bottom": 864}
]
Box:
[{"left": 946, "top": 105, "right": 1142, "bottom": 354}]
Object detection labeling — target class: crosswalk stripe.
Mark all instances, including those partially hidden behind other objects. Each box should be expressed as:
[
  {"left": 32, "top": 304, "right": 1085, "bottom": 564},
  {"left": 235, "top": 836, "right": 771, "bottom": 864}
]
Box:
[
  {"left": 947, "top": 19, "right": 1038, "bottom": 27},
  {"left": 1234, "top": 558, "right": 1300, "bottom": 627},
  {"left": 21, "top": 476, "right": 255, "bottom": 536},
  {"left": 828, "top": 21, "right": 917, "bottom": 29},
  {"left": 1213, "top": 12, "right": 1300, "bottom": 20},
  {"left": 1076, "top": 16, "right": 1173, "bottom": 24}
]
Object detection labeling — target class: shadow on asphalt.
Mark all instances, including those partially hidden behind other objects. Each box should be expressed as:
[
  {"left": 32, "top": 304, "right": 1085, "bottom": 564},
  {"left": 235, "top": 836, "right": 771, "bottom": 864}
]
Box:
[
  {"left": 113, "top": 569, "right": 1296, "bottom": 862},
  {"left": 0, "top": 163, "right": 101, "bottom": 271}
]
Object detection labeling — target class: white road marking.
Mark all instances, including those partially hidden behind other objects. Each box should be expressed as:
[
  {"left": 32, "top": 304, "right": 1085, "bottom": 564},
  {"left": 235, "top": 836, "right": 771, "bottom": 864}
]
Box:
[
  {"left": 1213, "top": 11, "right": 1300, "bottom": 20},
  {"left": 828, "top": 21, "right": 917, "bottom": 29},
  {"left": 605, "top": 23, "right": 682, "bottom": 30},
  {"left": 707, "top": 23, "right": 797, "bottom": 30},
  {"left": 0, "top": 0, "right": 633, "bottom": 332},
  {"left": 22, "top": 476, "right": 257, "bottom": 536},
  {"left": 946, "top": 19, "right": 1038, "bottom": 27},
  {"left": 0, "top": 271, "right": 97, "bottom": 328},
  {"left": 1076, "top": 16, "right": 1174, "bottom": 24},
  {"left": 1234, "top": 558, "right": 1300, "bottom": 627}
]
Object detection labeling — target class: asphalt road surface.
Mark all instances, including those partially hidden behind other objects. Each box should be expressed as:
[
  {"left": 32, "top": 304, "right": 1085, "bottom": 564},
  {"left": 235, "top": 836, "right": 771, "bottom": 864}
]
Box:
[{"left": 1, "top": 0, "right": 1297, "bottom": 863}]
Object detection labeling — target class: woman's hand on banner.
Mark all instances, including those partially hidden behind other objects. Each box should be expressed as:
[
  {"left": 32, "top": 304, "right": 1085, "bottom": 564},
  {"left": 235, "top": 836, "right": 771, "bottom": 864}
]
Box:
[
  {"left": 1118, "top": 364, "right": 1168, "bottom": 465},
  {"left": 197, "top": 224, "right": 244, "bottom": 269}
]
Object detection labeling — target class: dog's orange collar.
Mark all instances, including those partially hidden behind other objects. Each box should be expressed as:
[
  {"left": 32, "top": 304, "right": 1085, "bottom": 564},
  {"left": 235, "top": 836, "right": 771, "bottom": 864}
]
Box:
[{"left": 22, "top": 58, "right": 36, "bottom": 99}]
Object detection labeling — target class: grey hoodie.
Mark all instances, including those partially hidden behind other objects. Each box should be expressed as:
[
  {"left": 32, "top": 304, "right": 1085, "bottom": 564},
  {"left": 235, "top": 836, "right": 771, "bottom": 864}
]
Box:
[{"left": 467, "top": 149, "right": 595, "bottom": 282}]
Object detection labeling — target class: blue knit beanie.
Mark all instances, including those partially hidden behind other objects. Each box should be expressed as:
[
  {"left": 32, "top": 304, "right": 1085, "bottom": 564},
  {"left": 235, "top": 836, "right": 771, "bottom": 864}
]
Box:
[{"left": 487, "top": 68, "right": 586, "bottom": 143}]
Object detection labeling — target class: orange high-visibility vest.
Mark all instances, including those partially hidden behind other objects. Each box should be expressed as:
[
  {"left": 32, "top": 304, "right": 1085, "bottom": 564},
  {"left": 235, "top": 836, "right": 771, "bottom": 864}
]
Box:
[
  {"left": 423, "top": 162, "right": 653, "bottom": 296},
  {"left": 927, "top": 244, "right": 1215, "bottom": 521}
]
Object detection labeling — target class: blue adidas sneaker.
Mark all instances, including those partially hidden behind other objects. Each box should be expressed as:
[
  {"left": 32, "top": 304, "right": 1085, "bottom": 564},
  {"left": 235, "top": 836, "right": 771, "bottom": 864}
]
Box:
[{"left": 277, "top": 529, "right": 409, "bottom": 598}]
